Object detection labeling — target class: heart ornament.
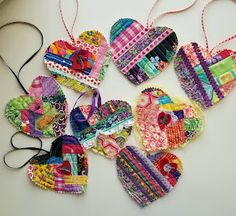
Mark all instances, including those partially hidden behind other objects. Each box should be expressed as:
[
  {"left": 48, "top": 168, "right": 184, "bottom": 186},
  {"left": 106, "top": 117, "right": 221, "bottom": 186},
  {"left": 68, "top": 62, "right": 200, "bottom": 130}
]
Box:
[
  {"left": 110, "top": 18, "right": 178, "bottom": 85},
  {"left": 70, "top": 100, "right": 134, "bottom": 159},
  {"left": 44, "top": 30, "right": 110, "bottom": 92},
  {"left": 117, "top": 146, "right": 182, "bottom": 207},
  {"left": 28, "top": 135, "right": 88, "bottom": 194},
  {"left": 174, "top": 43, "right": 236, "bottom": 109},
  {"left": 5, "top": 76, "right": 68, "bottom": 137},
  {"left": 135, "top": 87, "right": 204, "bottom": 152}
]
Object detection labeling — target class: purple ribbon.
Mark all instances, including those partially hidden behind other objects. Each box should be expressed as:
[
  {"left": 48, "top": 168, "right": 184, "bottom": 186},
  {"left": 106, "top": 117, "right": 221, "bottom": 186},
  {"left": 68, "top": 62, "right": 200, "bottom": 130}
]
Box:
[{"left": 73, "top": 89, "right": 102, "bottom": 122}]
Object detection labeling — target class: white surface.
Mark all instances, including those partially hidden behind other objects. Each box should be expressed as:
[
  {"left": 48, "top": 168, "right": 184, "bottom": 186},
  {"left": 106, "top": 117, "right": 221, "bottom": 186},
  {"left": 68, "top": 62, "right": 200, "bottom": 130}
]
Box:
[{"left": 0, "top": 0, "right": 236, "bottom": 215}]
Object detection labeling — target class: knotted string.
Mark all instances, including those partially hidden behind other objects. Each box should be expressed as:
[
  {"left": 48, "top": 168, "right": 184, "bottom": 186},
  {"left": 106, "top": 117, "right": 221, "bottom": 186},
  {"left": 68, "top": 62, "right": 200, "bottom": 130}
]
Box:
[
  {"left": 202, "top": 0, "right": 236, "bottom": 54},
  {"left": 0, "top": 22, "right": 44, "bottom": 94},
  {"left": 147, "top": 0, "right": 198, "bottom": 28},
  {"left": 72, "top": 89, "right": 102, "bottom": 122},
  {"left": 59, "top": 0, "right": 79, "bottom": 44},
  {"left": 3, "top": 132, "right": 49, "bottom": 169}
]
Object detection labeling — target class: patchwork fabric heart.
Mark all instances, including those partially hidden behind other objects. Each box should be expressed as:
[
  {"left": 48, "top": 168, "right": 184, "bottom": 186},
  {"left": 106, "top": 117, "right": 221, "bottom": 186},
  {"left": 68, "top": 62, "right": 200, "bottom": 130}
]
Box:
[
  {"left": 135, "top": 87, "right": 204, "bottom": 152},
  {"left": 110, "top": 18, "right": 178, "bottom": 85},
  {"left": 44, "top": 30, "right": 110, "bottom": 92},
  {"left": 117, "top": 146, "right": 182, "bottom": 207},
  {"left": 70, "top": 100, "right": 134, "bottom": 159},
  {"left": 28, "top": 135, "right": 88, "bottom": 194},
  {"left": 5, "top": 76, "right": 68, "bottom": 137},
  {"left": 174, "top": 43, "right": 236, "bottom": 109}
]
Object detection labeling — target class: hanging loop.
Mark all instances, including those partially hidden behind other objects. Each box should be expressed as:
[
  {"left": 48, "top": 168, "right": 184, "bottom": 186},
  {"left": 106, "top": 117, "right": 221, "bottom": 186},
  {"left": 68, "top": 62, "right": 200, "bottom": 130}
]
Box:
[
  {"left": 147, "top": 0, "right": 198, "bottom": 28},
  {"left": 201, "top": 0, "right": 236, "bottom": 53},
  {"left": 0, "top": 21, "right": 44, "bottom": 94},
  {"left": 59, "top": 0, "right": 79, "bottom": 43},
  {"left": 3, "top": 132, "right": 49, "bottom": 169},
  {"left": 72, "top": 89, "right": 102, "bottom": 122}
]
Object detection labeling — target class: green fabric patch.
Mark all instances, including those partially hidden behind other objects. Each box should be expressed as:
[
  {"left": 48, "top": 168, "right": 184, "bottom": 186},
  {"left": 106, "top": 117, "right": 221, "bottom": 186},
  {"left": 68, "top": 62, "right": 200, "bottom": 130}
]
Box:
[
  {"left": 184, "top": 118, "right": 201, "bottom": 132},
  {"left": 194, "top": 65, "right": 219, "bottom": 103},
  {"left": 210, "top": 56, "right": 236, "bottom": 78}
]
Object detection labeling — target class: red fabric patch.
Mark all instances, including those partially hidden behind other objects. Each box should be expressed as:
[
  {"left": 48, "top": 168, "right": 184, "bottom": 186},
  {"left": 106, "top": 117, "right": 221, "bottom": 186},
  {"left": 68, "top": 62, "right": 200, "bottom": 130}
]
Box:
[
  {"left": 57, "top": 161, "right": 71, "bottom": 175},
  {"left": 62, "top": 144, "right": 84, "bottom": 154},
  {"left": 219, "top": 50, "right": 230, "bottom": 59},
  {"left": 158, "top": 112, "right": 172, "bottom": 130}
]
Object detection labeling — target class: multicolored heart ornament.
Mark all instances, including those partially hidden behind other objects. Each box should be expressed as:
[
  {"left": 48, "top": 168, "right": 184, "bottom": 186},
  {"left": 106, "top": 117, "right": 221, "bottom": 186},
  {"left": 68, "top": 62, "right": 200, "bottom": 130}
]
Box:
[
  {"left": 135, "top": 87, "right": 204, "bottom": 152},
  {"left": 44, "top": 30, "right": 110, "bottom": 92},
  {"left": 174, "top": 43, "right": 236, "bottom": 109},
  {"left": 28, "top": 135, "right": 88, "bottom": 194},
  {"left": 110, "top": 18, "right": 178, "bottom": 85},
  {"left": 70, "top": 100, "right": 134, "bottom": 159},
  {"left": 117, "top": 146, "right": 182, "bottom": 207},
  {"left": 5, "top": 76, "right": 68, "bottom": 137}
]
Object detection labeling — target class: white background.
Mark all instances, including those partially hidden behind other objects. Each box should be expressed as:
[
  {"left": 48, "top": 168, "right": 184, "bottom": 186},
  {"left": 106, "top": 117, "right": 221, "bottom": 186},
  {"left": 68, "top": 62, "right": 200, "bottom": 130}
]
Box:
[{"left": 0, "top": 0, "right": 236, "bottom": 215}]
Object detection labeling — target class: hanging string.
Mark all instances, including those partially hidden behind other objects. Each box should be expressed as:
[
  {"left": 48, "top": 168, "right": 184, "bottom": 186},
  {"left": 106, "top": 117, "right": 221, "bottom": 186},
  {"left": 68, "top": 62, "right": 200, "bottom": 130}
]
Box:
[
  {"left": 72, "top": 89, "right": 102, "bottom": 122},
  {"left": 201, "top": 0, "right": 236, "bottom": 53},
  {"left": 0, "top": 22, "right": 44, "bottom": 95},
  {"left": 59, "top": 0, "right": 79, "bottom": 43},
  {"left": 147, "top": 0, "right": 198, "bottom": 28},
  {"left": 3, "top": 132, "right": 49, "bottom": 169}
]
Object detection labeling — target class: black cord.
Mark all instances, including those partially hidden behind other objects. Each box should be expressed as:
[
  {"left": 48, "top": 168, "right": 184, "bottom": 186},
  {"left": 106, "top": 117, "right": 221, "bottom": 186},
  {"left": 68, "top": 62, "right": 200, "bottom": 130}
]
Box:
[
  {"left": 0, "top": 21, "right": 44, "bottom": 94},
  {"left": 3, "top": 132, "right": 49, "bottom": 169}
]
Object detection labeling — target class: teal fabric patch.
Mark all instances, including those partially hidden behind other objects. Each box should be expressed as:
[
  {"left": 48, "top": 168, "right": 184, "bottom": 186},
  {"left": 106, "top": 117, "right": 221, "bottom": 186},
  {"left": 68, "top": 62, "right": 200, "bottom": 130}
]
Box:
[
  {"left": 158, "top": 96, "right": 173, "bottom": 104},
  {"left": 137, "top": 57, "right": 159, "bottom": 78},
  {"left": 110, "top": 18, "right": 134, "bottom": 43}
]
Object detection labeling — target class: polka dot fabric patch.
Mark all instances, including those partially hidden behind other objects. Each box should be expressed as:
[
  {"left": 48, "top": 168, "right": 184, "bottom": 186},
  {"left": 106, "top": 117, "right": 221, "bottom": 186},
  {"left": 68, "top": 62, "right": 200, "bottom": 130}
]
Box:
[
  {"left": 5, "top": 76, "right": 68, "bottom": 138},
  {"left": 44, "top": 30, "right": 110, "bottom": 92},
  {"left": 70, "top": 100, "right": 134, "bottom": 159},
  {"left": 117, "top": 146, "right": 182, "bottom": 207},
  {"left": 135, "top": 87, "right": 204, "bottom": 152},
  {"left": 28, "top": 135, "right": 88, "bottom": 194},
  {"left": 110, "top": 18, "right": 178, "bottom": 85},
  {"left": 174, "top": 43, "right": 236, "bottom": 109}
]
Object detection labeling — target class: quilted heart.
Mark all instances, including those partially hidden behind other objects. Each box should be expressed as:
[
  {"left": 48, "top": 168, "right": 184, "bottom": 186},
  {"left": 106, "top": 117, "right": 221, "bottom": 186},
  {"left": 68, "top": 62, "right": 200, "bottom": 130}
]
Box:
[
  {"left": 70, "top": 100, "right": 134, "bottom": 159},
  {"left": 174, "top": 43, "right": 236, "bottom": 109},
  {"left": 5, "top": 76, "right": 68, "bottom": 137},
  {"left": 110, "top": 18, "right": 178, "bottom": 85},
  {"left": 44, "top": 30, "right": 110, "bottom": 92},
  {"left": 135, "top": 87, "right": 204, "bottom": 152},
  {"left": 28, "top": 135, "right": 88, "bottom": 194},
  {"left": 117, "top": 146, "right": 182, "bottom": 207}
]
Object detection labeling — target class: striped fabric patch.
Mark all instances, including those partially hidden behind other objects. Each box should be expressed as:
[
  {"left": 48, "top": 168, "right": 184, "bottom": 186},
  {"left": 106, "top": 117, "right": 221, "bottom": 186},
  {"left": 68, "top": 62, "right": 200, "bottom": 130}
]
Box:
[
  {"left": 110, "top": 18, "right": 178, "bottom": 85},
  {"left": 117, "top": 146, "right": 182, "bottom": 207},
  {"left": 174, "top": 42, "right": 236, "bottom": 109}
]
